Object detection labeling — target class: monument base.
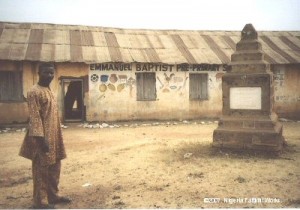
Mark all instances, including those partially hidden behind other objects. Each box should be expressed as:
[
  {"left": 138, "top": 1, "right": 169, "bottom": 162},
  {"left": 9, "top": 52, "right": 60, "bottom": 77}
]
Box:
[{"left": 213, "top": 114, "right": 284, "bottom": 152}]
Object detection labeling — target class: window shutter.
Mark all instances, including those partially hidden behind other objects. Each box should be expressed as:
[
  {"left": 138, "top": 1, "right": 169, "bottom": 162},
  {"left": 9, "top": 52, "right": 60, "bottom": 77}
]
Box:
[
  {"left": 189, "top": 73, "right": 208, "bottom": 100},
  {"left": 0, "top": 71, "right": 23, "bottom": 101},
  {"left": 136, "top": 72, "right": 156, "bottom": 101}
]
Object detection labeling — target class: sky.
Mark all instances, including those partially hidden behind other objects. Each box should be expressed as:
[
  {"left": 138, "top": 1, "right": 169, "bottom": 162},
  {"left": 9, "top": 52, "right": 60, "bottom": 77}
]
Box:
[{"left": 0, "top": 0, "right": 299, "bottom": 31}]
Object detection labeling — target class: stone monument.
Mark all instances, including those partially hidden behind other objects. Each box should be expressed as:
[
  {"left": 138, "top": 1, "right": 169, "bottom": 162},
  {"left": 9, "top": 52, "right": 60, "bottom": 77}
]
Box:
[{"left": 213, "top": 24, "right": 284, "bottom": 152}]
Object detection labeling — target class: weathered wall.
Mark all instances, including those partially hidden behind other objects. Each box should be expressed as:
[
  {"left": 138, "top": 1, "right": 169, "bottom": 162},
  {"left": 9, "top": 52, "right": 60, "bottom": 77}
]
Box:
[
  {"left": 0, "top": 61, "right": 33, "bottom": 124},
  {"left": 272, "top": 64, "right": 300, "bottom": 120},
  {"left": 0, "top": 61, "right": 89, "bottom": 124},
  {"left": 0, "top": 61, "right": 299, "bottom": 124},
  {"left": 87, "top": 63, "right": 224, "bottom": 122}
]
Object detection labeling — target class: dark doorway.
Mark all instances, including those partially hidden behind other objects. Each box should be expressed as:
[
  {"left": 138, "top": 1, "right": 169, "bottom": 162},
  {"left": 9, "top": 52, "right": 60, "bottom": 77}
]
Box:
[{"left": 62, "top": 79, "right": 84, "bottom": 122}]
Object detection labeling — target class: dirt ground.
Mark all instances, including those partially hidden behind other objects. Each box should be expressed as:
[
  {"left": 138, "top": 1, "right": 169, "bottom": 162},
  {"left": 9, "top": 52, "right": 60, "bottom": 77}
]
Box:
[{"left": 0, "top": 120, "right": 299, "bottom": 209}]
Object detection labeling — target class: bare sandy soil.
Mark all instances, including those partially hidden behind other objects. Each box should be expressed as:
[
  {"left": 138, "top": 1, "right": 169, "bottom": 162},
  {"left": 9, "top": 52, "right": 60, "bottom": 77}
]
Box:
[{"left": 0, "top": 120, "right": 299, "bottom": 209}]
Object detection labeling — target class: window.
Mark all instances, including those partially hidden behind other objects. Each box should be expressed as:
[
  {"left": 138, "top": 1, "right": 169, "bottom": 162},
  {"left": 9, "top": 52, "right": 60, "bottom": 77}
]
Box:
[
  {"left": 0, "top": 71, "right": 23, "bottom": 102},
  {"left": 136, "top": 72, "right": 156, "bottom": 101},
  {"left": 189, "top": 73, "right": 208, "bottom": 100}
]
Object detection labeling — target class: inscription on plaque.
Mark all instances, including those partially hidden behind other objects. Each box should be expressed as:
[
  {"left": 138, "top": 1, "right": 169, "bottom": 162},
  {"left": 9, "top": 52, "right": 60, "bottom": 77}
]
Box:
[{"left": 230, "top": 87, "right": 262, "bottom": 110}]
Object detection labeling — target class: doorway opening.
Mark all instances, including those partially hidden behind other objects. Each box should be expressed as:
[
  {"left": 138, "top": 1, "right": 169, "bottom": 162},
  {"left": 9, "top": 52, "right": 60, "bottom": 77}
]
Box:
[{"left": 62, "top": 78, "right": 84, "bottom": 122}]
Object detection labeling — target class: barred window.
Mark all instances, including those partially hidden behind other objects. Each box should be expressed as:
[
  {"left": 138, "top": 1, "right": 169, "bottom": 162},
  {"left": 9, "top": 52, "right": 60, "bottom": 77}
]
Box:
[
  {"left": 0, "top": 71, "right": 23, "bottom": 102},
  {"left": 136, "top": 72, "right": 156, "bottom": 101},
  {"left": 189, "top": 73, "right": 208, "bottom": 100}
]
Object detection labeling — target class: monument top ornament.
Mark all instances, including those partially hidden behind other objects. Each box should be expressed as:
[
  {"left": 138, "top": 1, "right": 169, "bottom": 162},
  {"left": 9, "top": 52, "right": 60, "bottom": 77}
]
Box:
[
  {"left": 241, "top": 24, "right": 258, "bottom": 40},
  {"left": 230, "top": 23, "right": 269, "bottom": 73}
]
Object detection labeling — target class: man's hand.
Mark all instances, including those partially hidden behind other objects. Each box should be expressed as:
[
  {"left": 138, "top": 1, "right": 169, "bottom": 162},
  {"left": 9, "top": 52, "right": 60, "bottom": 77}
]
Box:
[{"left": 35, "top": 137, "right": 50, "bottom": 153}]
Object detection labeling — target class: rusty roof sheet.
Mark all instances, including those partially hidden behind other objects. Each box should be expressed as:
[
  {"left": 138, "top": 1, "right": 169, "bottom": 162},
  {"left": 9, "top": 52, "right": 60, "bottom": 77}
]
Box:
[{"left": 0, "top": 21, "right": 300, "bottom": 64}]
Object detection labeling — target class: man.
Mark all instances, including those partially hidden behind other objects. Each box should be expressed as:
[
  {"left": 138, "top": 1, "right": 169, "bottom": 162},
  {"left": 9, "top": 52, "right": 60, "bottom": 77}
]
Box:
[{"left": 19, "top": 63, "right": 71, "bottom": 209}]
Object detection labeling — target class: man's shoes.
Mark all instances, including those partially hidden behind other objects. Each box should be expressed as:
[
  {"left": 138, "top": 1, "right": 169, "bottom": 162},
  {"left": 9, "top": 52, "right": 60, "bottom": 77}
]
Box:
[
  {"left": 49, "top": 196, "right": 72, "bottom": 204},
  {"left": 32, "top": 203, "right": 55, "bottom": 209},
  {"left": 31, "top": 196, "right": 71, "bottom": 208}
]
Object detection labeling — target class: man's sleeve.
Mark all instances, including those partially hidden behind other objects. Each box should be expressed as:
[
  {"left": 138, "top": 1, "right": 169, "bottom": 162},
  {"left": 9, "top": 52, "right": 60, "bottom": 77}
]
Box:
[{"left": 27, "top": 91, "right": 44, "bottom": 137}]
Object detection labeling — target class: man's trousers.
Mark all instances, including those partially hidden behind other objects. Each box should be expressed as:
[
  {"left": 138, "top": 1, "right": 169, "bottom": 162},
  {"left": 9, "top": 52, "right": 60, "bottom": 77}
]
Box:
[{"left": 32, "top": 157, "right": 61, "bottom": 206}]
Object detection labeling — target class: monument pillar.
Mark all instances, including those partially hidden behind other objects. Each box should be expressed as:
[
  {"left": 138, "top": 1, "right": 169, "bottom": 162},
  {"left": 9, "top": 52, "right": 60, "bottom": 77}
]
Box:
[{"left": 213, "top": 24, "right": 284, "bottom": 152}]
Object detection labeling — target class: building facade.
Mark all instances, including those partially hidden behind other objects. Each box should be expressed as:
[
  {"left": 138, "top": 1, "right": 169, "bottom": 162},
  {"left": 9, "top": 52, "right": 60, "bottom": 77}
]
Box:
[{"left": 0, "top": 22, "right": 299, "bottom": 124}]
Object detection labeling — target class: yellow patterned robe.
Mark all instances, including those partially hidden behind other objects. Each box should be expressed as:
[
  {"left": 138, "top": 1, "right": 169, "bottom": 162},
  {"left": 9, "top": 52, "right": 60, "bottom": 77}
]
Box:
[{"left": 20, "top": 84, "right": 66, "bottom": 166}]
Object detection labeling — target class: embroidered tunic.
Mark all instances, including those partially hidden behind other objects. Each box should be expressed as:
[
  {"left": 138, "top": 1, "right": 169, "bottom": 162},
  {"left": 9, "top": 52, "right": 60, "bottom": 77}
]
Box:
[{"left": 20, "top": 84, "right": 66, "bottom": 166}]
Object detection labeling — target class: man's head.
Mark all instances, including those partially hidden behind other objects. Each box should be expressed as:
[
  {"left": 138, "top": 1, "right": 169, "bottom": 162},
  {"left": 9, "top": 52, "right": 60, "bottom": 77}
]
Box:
[{"left": 38, "top": 63, "right": 55, "bottom": 87}]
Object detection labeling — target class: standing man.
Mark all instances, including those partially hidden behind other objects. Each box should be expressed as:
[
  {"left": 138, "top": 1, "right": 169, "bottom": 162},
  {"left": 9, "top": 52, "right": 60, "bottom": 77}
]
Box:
[{"left": 19, "top": 63, "right": 71, "bottom": 209}]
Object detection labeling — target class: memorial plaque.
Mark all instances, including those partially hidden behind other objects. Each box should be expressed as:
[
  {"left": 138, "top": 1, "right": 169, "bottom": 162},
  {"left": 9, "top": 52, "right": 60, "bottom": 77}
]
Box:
[{"left": 230, "top": 87, "right": 261, "bottom": 110}]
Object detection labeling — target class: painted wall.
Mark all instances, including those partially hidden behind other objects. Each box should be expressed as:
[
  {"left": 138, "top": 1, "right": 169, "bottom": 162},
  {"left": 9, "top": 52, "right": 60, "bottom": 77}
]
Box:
[
  {"left": 0, "top": 61, "right": 299, "bottom": 124},
  {"left": 87, "top": 63, "right": 224, "bottom": 122},
  {"left": 272, "top": 64, "right": 300, "bottom": 120}
]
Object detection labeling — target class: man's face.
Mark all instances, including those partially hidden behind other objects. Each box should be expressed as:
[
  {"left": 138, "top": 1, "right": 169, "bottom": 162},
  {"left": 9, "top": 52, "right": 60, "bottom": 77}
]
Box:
[{"left": 39, "top": 67, "right": 55, "bottom": 85}]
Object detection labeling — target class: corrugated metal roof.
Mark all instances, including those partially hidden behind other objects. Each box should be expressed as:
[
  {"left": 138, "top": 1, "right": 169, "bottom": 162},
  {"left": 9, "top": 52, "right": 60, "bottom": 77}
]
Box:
[{"left": 0, "top": 21, "right": 300, "bottom": 64}]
